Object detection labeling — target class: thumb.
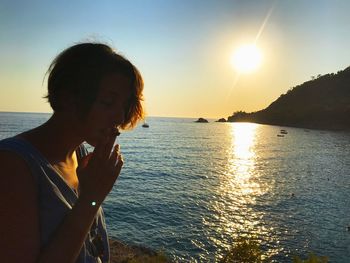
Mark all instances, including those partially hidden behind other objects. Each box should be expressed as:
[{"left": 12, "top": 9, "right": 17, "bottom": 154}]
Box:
[{"left": 77, "top": 152, "right": 93, "bottom": 173}]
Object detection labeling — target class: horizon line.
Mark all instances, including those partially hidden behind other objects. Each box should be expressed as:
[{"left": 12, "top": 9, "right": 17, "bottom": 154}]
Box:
[{"left": 0, "top": 110, "right": 229, "bottom": 120}]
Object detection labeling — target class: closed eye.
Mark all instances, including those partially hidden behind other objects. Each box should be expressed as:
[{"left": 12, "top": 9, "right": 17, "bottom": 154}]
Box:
[{"left": 99, "top": 99, "right": 114, "bottom": 107}]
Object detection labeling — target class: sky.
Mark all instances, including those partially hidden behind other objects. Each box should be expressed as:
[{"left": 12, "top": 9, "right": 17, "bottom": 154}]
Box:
[{"left": 1, "top": 0, "right": 350, "bottom": 119}]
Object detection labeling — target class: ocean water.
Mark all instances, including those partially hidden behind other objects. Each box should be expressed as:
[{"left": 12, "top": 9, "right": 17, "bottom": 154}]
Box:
[{"left": 1, "top": 111, "right": 350, "bottom": 262}]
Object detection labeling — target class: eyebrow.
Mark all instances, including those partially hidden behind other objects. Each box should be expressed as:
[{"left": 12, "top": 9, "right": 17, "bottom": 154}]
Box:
[{"left": 105, "top": 89, "right": 133, "bottom": 99}]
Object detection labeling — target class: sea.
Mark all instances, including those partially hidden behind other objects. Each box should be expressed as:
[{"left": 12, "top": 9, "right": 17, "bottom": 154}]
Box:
[{"left": 0, "top": 111, "right": 349, "bottom": 262}]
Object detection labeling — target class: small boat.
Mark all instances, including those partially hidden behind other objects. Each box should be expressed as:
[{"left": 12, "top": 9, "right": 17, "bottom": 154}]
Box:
[
  {"left": 142, "top": 122, "right": 149, "bottom": 128},
  {"left": 280, "top": 129, "right": 288, "bottom": 134},
  {"left": 277, "top": 134, "right": 284, "bottom": 137}
]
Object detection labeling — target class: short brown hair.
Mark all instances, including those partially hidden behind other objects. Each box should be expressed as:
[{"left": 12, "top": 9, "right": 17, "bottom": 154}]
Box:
[{"left": 45, "top": 42, "right": 144, "bottom": 129}]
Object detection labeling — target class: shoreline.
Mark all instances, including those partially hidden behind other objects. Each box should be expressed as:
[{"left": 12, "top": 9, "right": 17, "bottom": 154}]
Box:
[
  {"left": 109, "top": 239, "right": 170, "bottom": 263},
  {"left": 226, "top": 120, "right": 350, "bottom": 132}
]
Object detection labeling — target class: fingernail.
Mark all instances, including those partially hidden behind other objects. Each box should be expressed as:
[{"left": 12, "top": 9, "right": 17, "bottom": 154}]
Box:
[{"left": 113, "top": 145, "right": 120, "bottom": 154}]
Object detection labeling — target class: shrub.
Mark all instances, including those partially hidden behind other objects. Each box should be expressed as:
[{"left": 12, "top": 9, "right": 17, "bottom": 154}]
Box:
[
  {"left": 220, "top": 237, "right": 263, "bottom": 263},
  {"left": 293, "top": 253, "right": 328, "bottom": 263}
]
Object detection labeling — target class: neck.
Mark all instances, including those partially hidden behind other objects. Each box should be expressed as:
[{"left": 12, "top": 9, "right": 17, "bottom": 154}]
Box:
[{"left": 20, "top": 112, "right": 83, "bottom": 165}]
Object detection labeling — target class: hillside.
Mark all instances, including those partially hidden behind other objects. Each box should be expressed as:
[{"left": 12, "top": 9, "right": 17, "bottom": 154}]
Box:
[{"left": 227, "top": 66, "right": 350, "bottom": 130}]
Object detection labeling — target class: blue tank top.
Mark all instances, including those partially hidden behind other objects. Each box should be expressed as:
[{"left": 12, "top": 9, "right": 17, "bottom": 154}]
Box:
[{"left": 0, "top": 137, "right": 110, "bottom": 263}]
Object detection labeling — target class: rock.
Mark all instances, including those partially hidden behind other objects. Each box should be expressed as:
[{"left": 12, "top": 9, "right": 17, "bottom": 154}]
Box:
[
  {"left": 216, "top": 118, "right": 226, "bottom": 122},
  {"left": 195, "top": 118, "right": 208, "bottom": 123},
  {"left": 109, "top": 239, "right": 170, "bottom": 263}
]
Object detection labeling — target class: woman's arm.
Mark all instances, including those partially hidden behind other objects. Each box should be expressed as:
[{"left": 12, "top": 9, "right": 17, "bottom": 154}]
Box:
[
  {"left": 37, "top": 189, "right": 101, "bottom": 263},
  {"left": 0, "top": 151, "right": 40, "bottom": 262},
  {"left": 0, "top": 131, "right": 122, "bottom": 263}
]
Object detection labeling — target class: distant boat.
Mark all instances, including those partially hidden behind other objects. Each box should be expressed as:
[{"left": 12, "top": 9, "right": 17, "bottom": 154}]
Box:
[
  {"left": 142, "top": 122, "right": 149, "bottom": 128},
  {"left": 280, "top": 129, "right": 288, "bottom": 134}
]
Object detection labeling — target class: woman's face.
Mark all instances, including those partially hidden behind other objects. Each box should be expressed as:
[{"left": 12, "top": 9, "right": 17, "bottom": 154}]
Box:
[{"left": 80, "top": 73, "right": 132, "bottom": 146}]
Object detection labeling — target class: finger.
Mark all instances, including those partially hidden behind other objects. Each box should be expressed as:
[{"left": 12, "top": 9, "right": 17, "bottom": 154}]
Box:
[
  {"left": 107, "top": 144, "right": 120, "bottom": 168},
  {"left": 92, "top": 135, "right": 109, "bottom": 160},
  {"left": 76, "top": 153, "right": 93, "bottom": 179},
  {"left": 101, "top": 133, "right": 117, "bottom": 161},
  {"left": 79, "top": 153, "right": 93, "bottom": 169},
  {"left": 102, "top": 127, "right": 120, "bottom": 159},
  {"left": 113, "top": 154, "right": 124, "bottom": 176},
  {"left": 113, "top": 144, "right": 120, "bottom": 153}
]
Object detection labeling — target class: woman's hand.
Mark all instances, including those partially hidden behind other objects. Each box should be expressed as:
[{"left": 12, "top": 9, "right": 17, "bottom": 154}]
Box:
[{"left": 76, "top": 128, "right": 123, "bottom": 206}]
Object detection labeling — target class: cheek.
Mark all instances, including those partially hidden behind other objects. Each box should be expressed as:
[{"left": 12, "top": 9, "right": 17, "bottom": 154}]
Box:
[
  {"left": 78, "top": 116, "right": 105, "bottom": 143},
  {"left": 84, "top": 108, "right": 109, "bottom": 129},
  {"left": 80, "top": 104, "right": 122, "bottom": 143},
  {"left": 84, "top": 128, "right": 105, "bottom": 147}
]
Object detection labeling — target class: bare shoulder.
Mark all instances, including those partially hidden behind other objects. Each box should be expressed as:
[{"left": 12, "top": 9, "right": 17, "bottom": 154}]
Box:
[
  {"left": 0, "top": 150, "right": 38, "bottom": 192},
  {"left": 0, "top": 148, "right": 31, "bottom": 173},
  {"left": 0, "top": 149, "right": 38, "bottom": 213},
  {"left": 0, "top": 150, "right": 40, "bottom": 262}
]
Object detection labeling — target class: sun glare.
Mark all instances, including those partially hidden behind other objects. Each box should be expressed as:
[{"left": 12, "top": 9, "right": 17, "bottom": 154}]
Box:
[{"left": 231, "top": 44, "right": 262, "bottom": 73}]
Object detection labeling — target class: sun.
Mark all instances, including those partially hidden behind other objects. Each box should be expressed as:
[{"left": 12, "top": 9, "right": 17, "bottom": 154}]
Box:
[{"left": 231, "top": 44, "right": 262, "bottom": 73}]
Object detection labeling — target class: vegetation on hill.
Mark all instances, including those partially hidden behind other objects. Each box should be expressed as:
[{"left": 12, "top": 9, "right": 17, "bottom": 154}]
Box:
[{"left": 227, "top": 66, "right": 350, "bottom": 130}]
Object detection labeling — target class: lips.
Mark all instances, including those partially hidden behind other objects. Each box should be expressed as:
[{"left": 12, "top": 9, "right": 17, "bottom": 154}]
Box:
[{"left": 112, "top": 127, "right": 121, "bottom": 137}]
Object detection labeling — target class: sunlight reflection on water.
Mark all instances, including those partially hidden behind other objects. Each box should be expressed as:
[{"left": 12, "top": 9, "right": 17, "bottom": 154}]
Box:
[
  {"left": 230, "top": 123, "right": 259, "bottom": 197},
  {"left": 209, "top": 123, "right": 282, "bottom": 261}
]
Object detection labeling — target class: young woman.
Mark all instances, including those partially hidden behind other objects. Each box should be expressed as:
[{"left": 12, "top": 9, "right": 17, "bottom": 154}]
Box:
[{"left": 0, "top": 43, "right": 144, "bottom": 262}]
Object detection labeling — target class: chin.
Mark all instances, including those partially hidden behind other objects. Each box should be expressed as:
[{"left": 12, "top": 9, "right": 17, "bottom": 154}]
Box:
[
  {"left": 84, "top": 135, "right": 101, "bottom": 148},
  {"left": 84, "top": 130, "right": 105, "bottom": 147}
]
